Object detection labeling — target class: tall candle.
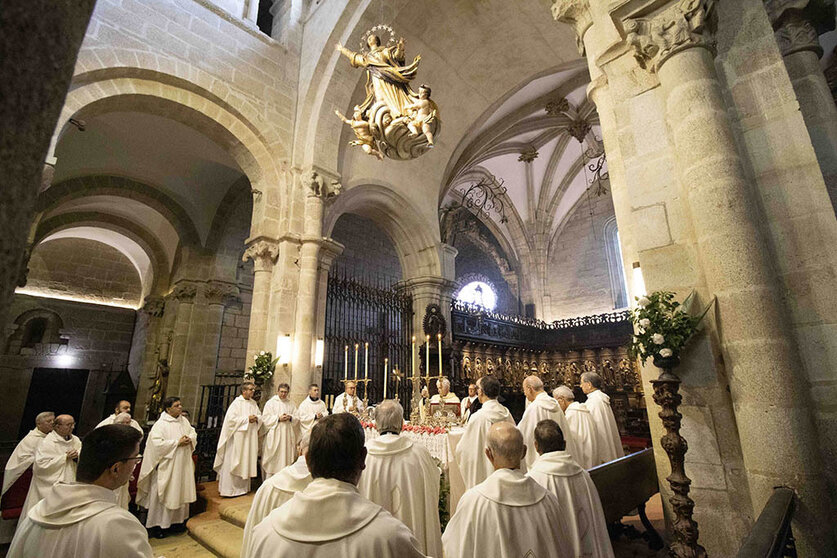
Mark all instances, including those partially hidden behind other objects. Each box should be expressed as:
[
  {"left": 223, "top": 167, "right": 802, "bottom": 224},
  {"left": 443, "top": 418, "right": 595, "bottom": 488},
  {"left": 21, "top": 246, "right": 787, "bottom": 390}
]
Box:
[
  {"left": 411, "top": 336, "right": 416, "bottom": 377},
  {"left": 425, "top": 335, "right": 430, "bottom": 380},
  {"left": 364, "top": 342, "right": 369, "bottom": 379},
  {"left": 384, "top": 358, "right": 388, "bottom": 400},
  {"left": 354, "top": 343, "right": 359, "bottom": 380},
  {"left": 437, "top": 333, "right": 442, "bottom": 380},
  {"left": 344, "top": 345, "right": 348, "bottom": 380}
]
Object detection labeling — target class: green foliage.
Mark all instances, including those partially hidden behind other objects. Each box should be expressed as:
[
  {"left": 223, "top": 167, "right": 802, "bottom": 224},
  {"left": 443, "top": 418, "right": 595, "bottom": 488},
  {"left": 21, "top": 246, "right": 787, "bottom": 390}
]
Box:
[
  {"left": 438, "top": 462, "right": 450, "bottom": 529},
  {"left": 629, "top": 291, "right": 706, "bottom": 365},
  {"left": 247, "top": 350, "right": 278, "bottom": 384}
]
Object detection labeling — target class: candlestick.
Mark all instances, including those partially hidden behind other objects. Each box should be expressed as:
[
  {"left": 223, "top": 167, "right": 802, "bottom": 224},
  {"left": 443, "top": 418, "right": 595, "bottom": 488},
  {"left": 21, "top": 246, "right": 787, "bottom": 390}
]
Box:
[
  {"left": 354, "top": 343, "right": 359, "bottom": 381},
  {"left": 425, "top": 335, "right": 430, "bottom": 381},
  {"left": 412, "top": 336, "right": 416, "bottom": 377},
  {"left": 384, "top": 358, "right": 388, "bottom": 400},
  {"left": 344, "top": 345, "right": 348, "bottom": 380},
  {"left": 437, "top": 333, "right": 442, "bottom": 380},
  {"left": 364, "top": 342, "right": 369, "bottom": 380}
]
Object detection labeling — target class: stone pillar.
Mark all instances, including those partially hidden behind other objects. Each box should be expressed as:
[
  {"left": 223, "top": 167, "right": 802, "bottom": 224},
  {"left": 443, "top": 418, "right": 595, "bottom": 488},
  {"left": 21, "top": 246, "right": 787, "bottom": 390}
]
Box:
[
  {"left": 192, "top": 281, "right": 240, "bottom": 404},
  {"left": 243, "top": 238, "right": 279, "bottom": 366},
  {"left": 402, "top": 276, "right": 457, "bottom": 344},
  {"left": 768, "top": 1, "right": 837, "bottom": 212},
  {"left": 165, "top": 281, "right": 199, "bottom": 410},
  {"left": 313, "top": 239, "right": 344, "bottom": 385},
  {"left": 626, "top": 3, "right": 834, "bottom": 553}
]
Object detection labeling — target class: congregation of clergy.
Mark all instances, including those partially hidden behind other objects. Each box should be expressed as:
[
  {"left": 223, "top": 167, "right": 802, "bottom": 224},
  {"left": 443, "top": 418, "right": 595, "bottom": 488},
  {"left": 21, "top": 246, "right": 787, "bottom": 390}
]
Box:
[{"left": 1, "top": 371, "right": 623, "bottom": 557}]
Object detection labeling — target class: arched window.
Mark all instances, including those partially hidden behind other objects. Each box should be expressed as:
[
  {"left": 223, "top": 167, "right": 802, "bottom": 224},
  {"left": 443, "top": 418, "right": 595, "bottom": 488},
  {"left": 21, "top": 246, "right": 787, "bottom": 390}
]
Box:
[
  {"left": 603, "top": 217, "right": 629, "bottom": 309},
  {"left": 21, "top": 318, "right": 48, "bottom": 348},
  {"left": 456, "top": 280, "right": 498, "bottom": 311}
]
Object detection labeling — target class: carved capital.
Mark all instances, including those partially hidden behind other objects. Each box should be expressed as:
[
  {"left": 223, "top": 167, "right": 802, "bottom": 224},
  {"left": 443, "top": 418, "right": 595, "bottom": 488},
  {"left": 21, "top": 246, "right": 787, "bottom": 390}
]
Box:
[
  {"left": 303, "top": 169, "right": 342, "bottom": 200},
  {"left": 552, "top": 0, "right": 594, "bottom": 55},
  {"left": 567, "top": 117, "right": 593, "bottom": 143},
  {"left": 243, "top": 238, "right": 280, "bottom": 272},
  {"left": 624, "top": 0, "right": 717, "bottom": 73},
  {"left": 140, "top": 295, "right": 166, "bottom": 317},
  {"left": 170, "top": 281, "right": 199, "bottom": 301},
  {"left": 518, "top": 148, "right": 539, "bottom": 163},
  {"left": 205, "top": 280, "right": 240, "bottom": 306},
  {"left": 774, "top": 11, "right": 822, "bottom": 56}
]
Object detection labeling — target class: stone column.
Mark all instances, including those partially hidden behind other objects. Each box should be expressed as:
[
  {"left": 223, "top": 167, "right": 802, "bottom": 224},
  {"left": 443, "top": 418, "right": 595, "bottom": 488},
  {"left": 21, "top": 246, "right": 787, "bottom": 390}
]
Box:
[
  {"left": 243, "top": 238, "right": 279, "bottom": 366},
  {"left": 132, "top": 295, "right": 166, "bottom": 421},
  {"left": 625, "top": 2, "right": 834, "bottom": 553},
  {"left": 402, "top": 276, "right": 457, "bottom": 344},
  {"left": 192, "top": 281, "right": 239, "bottom": 404},
  {"left": 313, "top": 239, "right": 344, "bottom": 386},
  {"left": 768, "top": 1, "right": 837, "bottom": 212},
  {"left": 165, "top": 281, "right": 199, "bottom": 410}
]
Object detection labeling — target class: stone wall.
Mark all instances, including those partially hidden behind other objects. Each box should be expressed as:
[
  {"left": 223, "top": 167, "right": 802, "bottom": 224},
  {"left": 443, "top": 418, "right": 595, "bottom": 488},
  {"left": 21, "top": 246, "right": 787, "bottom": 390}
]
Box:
[
  {"left": 25, "top": 237, "right": 143, "bottom": 307},
  {"left": 331, "top": 213, "right": 403, "bottom": 282}
]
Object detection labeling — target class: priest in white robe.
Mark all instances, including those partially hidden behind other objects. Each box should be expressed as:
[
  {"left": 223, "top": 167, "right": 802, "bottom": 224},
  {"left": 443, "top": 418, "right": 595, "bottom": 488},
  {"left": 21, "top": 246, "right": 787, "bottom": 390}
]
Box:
[
  {"left": 581, "top": 372, "right": 624, "bottom": 464},
  {"left": 2, "top": 412, "right": 52, "bottom": 503},
  {"left": 8, "top": 424, "right": 151, "bottom": 558},
  {"left": 443, "top": 422, "right": 574, "bottom": 558},
  {"left": 242, "top": 432, "right": 312, "bottom": 557},
  {"left": 95, "top": 400, "right": 144, "bottom": 434},
  {"left": 214, "top": 382, "right": 261, "bottom": 497},
  {"left": 20, "top": 414, "right": 82, "bottom": 519},
  {"left": 296, "top": 383, "right": 328, "bottom": 436},
  {"left": 430, "top": 377, "right": 460, "bottom": 406},
  {"left": 528, "top": 419, "right": 615, "bottom": 558},
  {"left": 137, "top": 396, "right": 197, "bottom": 536},
  {"left": 460, "top": 383, "right": 478, "bottom": 421},
  {"left": 260, "top": 382, "right": 298, "bottom": 479},
  {"left": 247, "top": 413, "right": 425, "bottom": 558},
  {"left": 455, "top": 375, "right": 515, "bottom": 489},
  {"left": 518, "top": 376, "right": 582, "bottom": 470},
  {"left": 110, "top": 413, "right": 138, "bottom": 509},
  {"left": 331, "top": 380, "right": 365, "bottom": 414},
  {"left": 358, "top": 400, "right": 443, "bottom": 557},
  {"left": 554, "top": 385, "right": 600, "bottom": 470}
]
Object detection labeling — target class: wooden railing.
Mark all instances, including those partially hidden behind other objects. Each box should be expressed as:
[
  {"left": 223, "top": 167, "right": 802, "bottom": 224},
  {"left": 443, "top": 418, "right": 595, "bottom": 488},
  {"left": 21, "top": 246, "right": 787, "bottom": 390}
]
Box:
[{"left": 736, "top": 487, "right": 796, "bottom": 558}]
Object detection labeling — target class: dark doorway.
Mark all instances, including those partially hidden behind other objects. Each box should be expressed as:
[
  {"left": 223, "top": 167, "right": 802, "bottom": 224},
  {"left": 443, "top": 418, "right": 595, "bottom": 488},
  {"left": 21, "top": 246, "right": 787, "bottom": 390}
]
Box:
[{"left": 18, "top": 368, "right": 89, "bottom": 439}]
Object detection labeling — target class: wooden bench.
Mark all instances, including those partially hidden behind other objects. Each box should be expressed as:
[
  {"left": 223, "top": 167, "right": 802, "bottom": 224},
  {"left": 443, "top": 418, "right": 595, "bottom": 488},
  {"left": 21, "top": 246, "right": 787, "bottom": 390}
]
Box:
[
  {"left": 736, "top": 487, "right": 796, "bottom": 558},
  {"left": 588, "top": 448, "right": 664, "bottom": 550}
]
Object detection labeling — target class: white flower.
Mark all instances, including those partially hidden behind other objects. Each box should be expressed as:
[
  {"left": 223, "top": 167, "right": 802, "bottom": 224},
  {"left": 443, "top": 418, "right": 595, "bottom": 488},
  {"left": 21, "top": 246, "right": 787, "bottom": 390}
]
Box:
[
  {"left": 259, "top": 350, "right": 266, "bottom": 355},
  {"left": 659, "top": 348, "right": 673, "bottom": 358},
  {"left": 639, "top": 318, "right": 651, "bottom": 328},
  {"left": 652, "top": 333, "right": 665, "bottom": 345},
  {"left": 637, "top": 296, "right": 650, "bottom": 308}
]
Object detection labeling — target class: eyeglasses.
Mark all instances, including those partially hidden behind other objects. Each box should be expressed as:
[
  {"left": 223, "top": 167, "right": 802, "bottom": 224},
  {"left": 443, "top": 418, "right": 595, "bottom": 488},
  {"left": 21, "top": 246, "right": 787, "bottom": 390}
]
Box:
[{"left": 118, "top": 454, "right": 143, "bottom": 463}]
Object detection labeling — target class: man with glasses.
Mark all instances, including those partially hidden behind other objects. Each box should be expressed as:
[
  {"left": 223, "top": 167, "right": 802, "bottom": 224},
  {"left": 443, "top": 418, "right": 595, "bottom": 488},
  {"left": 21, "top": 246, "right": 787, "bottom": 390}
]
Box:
[
  {"left": 137, "top": 396, "right": 197, "bottom": 538},
  {"left": 19, "top": 414, "right": 82, "bottom": 520},
  {"left": 214, "top": 382, "right": 261, "bottom": 497},
  {"left": 8, "top": 424, "right": 152, "bottom": 557}
]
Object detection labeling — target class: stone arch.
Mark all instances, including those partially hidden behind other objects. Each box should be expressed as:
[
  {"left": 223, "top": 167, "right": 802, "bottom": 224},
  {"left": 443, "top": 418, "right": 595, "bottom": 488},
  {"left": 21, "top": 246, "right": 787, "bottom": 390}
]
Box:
[
  {"left": 205, "top": 177, "right": 253, "bottom": 253},
  {"left": 5, "top": 308, "right": 67, "bottom": 356},
  {"left": 323, "top": 184, "right": 444, "bottom": 280},
  {"left": 37, "top": 175, "right": 201, "bottom": 247}
]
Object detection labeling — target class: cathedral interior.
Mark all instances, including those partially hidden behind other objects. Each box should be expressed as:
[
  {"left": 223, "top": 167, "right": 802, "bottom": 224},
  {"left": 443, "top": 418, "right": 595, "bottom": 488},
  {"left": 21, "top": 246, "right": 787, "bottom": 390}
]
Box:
[{"left": 2, "top": 0, "right": 837, "bottom": 556}]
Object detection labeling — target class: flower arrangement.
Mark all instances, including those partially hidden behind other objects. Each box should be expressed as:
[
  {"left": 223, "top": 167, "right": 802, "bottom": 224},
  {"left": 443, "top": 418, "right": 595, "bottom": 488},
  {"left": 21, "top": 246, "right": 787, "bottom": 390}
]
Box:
[
  {"left": 247, "top": 350, "right": 278, "bottom": 384},
  {"left": 629, "top": 291, "right": 710, "bottom": 366}
]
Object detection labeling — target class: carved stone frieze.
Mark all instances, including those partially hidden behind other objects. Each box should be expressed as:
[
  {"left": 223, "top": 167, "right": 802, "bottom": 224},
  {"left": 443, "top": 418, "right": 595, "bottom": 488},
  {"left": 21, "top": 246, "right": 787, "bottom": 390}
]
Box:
[
  {"left": 140, "top": 295, "right": 166, "bottom": 317},
  {"left": 205, "top": 280, "right": 240, "bottom": 306},
  {"left": 243, "top": 238, "right": 280, "bottom": 272},
  {"left": 303, "top": 169, "right": 342, "bottom": 200},
  {"left": 624, "top": 0, "right": 717, "bottom": 73},
  {"left": 170, "top": 281, "right": 199, "bottom": 301},
  {"left": 551, "top": 0, "right": 594, "bottom": 55}
]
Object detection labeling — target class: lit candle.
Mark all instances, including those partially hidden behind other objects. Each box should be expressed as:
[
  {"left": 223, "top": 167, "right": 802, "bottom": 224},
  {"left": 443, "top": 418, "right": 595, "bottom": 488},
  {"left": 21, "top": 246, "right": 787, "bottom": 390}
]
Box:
[
  {"left": 425, "top": 335, "right": 430, "bottom": 381},
  {"left": 344, "top": 345, "right": 348, "bottom": 380},
  {"left": 412, "top": 336, "right": 416, "bottom": 377},
  {"left": 354, "top": 343, "right": 359, "bottom": 380},
  {"left": 384, "top": 358, "right": 388, "bottom": 400},
  {"left": 437, "top": 333, "right": 442, "bottom": 380},
  {"left": 364, "top": 342, "right": 369, "bottom": 379}
]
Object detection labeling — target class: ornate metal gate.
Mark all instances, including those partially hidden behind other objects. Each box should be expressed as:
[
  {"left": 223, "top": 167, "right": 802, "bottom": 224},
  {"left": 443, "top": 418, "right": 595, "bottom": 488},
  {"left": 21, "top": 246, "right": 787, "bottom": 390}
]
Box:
[{"left": 323, "top": 267, "right": 413, "bottom": 414}]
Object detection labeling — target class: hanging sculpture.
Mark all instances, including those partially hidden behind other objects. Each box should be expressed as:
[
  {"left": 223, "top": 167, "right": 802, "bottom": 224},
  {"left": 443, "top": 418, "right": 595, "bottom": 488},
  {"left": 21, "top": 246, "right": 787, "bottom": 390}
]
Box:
[{"left": 335, "top": 25, "right": 440, "bottom": 161}]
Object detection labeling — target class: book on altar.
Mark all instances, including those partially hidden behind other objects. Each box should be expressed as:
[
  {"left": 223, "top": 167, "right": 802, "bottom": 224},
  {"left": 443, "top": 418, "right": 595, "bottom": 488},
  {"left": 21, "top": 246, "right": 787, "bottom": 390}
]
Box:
[{"left": 429, "top": 401, "right": 460, "bottom": 418}]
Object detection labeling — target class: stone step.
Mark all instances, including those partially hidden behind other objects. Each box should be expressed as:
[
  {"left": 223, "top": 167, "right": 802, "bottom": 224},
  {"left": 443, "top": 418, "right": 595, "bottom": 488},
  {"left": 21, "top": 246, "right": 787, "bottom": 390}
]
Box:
[
  {"left": 219, "top": 501, "right": 251, "bottom": 528},
  {"left": 188, "top": 518, "right": 243, "bottom": 558},
  {"left": 149, "top": 533, "right": 219, "bottom": 558}
]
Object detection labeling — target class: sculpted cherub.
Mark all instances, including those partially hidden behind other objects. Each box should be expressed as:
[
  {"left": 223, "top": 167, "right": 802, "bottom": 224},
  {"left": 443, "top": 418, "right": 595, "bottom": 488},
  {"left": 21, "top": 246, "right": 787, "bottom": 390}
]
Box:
[
  {"left": 402, "top": 84, "right": 438, "bottom": 147},
  {"left": 335, "top": 106, "right": 385, "bottom": 160}
]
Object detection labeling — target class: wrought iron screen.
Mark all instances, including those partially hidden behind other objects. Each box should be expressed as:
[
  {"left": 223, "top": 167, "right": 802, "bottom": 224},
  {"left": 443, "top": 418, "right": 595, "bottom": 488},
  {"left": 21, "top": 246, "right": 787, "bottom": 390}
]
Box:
[
  {"left": 194, "top": 372, "right": 241, "bottom": 481},
  {"left": 323, "top": 266, "right": 413, "bottom": 415}
]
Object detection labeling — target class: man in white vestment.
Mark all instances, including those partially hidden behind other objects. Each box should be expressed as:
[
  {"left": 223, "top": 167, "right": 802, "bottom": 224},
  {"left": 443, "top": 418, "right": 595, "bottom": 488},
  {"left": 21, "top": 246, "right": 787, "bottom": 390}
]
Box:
[
  {"left": 242, "top": 432, "right": 312, "bottom": 557},
  {"left": 518, "top": 375, "right": 581, "bottom": 470},
  {"left": 454, "top": 375, "right": 515, "bottom": 489},
  {"left": 2, "top": 412, "right": 53, "bottom": 503},
  {"left": 581, "top": 372, "right": 624, "bottom": 464},
  {"left": 20, "top": 414, "right": 82, "bottom": 519},
  {"left": 430, "top": 377, "right": 460, "bottom": 405},
  {"left": 528, "top": 419, "right": 615, "bottom": 558},
  {"left": 214, "top": 382, "right": 261, "bottom": 497},
  {"left": 460, "top": 383, "right": 478, "bottom": 421},
  {"left": 296, "top": 383, "right": 328, "bottom": 435},
  {"left": 137, "top": 396, "right": 197, "bottom": 538},
  {"left": 442, "top": 422, "right": 574, "bottom": 558},
  {"left": 331, "top": 380, "right": 365, "bottom": 414},
  {"left": 247, "top": 413, "right": 425, "bottom": 558},
  {"left": 260, "top": 382, "right": 298, "bottom": 479},
  {"left": 110, "top": 412, "right": 137, "bottom": 509},
  {"left": 554, "top": 385, "right": 600, "bottom": 470},
  {"left": 96, "top": 400, "right": 144, "bottom": 434},
  {"left": 8, "top": 424, "right": 151, "bottom": 558},
  {"left": 358, "top": 400, "right": 443, "bottom": 557}
]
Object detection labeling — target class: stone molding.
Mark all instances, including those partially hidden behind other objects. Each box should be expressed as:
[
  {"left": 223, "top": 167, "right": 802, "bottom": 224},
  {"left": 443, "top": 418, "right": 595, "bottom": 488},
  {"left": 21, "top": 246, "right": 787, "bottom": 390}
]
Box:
[
  {"left": 243, "top": 237, "right": 280, "bottom": 272},
  {"left": 551, "top": 0, "right": 594, "bottom": 54},
  {"left": 205, "top": 280, "right": 240, "bottom": 306},
  {"left": 170, "top": 280, "right": 200, "bottom": 301},
  {"left": 624, "top": 0, "right": 717, "bottom": 73},
  {"left": 140, "top": 295, "right": 166, "bottom": 317}
]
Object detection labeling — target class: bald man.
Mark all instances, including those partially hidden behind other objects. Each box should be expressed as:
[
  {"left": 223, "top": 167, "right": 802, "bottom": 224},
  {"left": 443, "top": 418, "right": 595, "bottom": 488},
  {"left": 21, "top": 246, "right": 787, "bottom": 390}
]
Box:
[
  {"left": 442, "top": 422, "right": 573, "bottom": 558},
  {"left": 518, "top": 375, "right": 582, "bottom": 469},
  {"left": 581, "top": 372, "right": 624, "bottom": 464},
  {"left": 554, "top": 385, "right": 599, "bottom": 469},
  {"left": 20, "top": 414, "right": 82, "bottom": 519},
  {"left": 2, "top": 412, "right": 53, "bottom": 503},
  {"left": 331, "top": 381, "right": 365, "bottom": 414},
  {"left": 96, "top": 400, "right": 143, "bottom": 435}
]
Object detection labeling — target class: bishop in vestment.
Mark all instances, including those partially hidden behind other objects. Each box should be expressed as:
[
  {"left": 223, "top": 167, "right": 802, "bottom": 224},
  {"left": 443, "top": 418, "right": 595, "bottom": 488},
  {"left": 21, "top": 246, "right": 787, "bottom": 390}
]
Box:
[
  {"left": 248, "top": 413, "right": 425, "bottom": 558},
  {"left": 2, "top": 412, "right": 52, "bottom": 503},
  {"left": 358, "top": 400, "right": 443, "bottom": 557},
  {"left": 442, "top": 422, "right": 574, "bottom": 558},
  {"left": 331, "top": 380, "right": 365, "bottom": 414},
  {"left": 296, "top": 383, "right": 328, "bottom": 435},
  {"left": 214, "top": 382, "right": 261, "bottom": 497},
  {"left": 554, "top": 385, "right": 600, "bottom": 469},
  {"left": 581, "top": 372, "right": 624, "bottom": 465},
  {"left": 8, "top": 425, "right": 150, "bottom": 558},
  {"left": 454, "top": 375, "right": 515, "bottom": 489},
  {"left": 20, "top": 414, "right": 81, "bottom": 519},
  {"left": 528, "top": 419, "right": 615, "bottom": 558},
  {"left": 517, "top": 376, "right": 582, "bottom": 469},
  {"left": 429, "top": 377, "right": 460, "bottom": 406},
  {"left": 137, "top": 396, "right": 197, "bottom": 536},
  {"left": 260, "top": 382, "right": 298, "bottom": 479}
]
